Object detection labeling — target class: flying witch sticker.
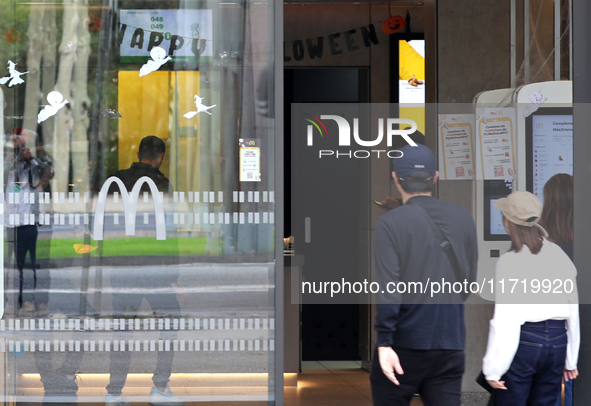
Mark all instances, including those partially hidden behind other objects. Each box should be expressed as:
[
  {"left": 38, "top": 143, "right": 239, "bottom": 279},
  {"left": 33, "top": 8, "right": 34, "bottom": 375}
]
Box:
[
  {"left": 0, "top": 60, "right": 28, "bottom": 87},
  {"left": 183, "top": 95, "right": 216, "bottom": 118}
]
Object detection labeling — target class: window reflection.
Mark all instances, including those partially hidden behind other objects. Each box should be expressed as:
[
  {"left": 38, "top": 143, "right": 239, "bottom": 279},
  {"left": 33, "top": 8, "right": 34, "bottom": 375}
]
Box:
[{"left": 1, "top": 0, "right": 275, "bottom": 403}]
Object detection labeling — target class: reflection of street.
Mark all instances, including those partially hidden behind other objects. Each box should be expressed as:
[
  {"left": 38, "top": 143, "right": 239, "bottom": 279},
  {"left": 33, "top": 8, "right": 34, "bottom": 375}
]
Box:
[
  {"left": 2, "top": 262, "right": 274, "bottom": 402},
  {"left": 6, "top": 262, "right": 274, "bottom": 317}
]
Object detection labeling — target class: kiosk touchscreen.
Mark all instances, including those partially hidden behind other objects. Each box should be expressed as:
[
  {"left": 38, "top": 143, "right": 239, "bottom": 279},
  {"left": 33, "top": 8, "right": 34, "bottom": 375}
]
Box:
[
  {"left": 525, "top": 107, "right": 573, "bottom": 203},
  {"left": 483, "top": 180, "right": 513, "bottom": 241},
  {"left": 473, "top": 81, "right": 573, "bottom": 301}
]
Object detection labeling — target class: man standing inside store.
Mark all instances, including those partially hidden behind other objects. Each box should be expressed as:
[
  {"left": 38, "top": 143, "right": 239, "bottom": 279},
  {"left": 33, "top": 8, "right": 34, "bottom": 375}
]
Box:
[
  {"left": 370, "top": 144, "right": 478, "bottom": 406},
  {"left": 108, "top": 135, "right": 172, "bottom": 194},
  {"left": 104, "top": 135, "right": 185, "bottom": 406}
]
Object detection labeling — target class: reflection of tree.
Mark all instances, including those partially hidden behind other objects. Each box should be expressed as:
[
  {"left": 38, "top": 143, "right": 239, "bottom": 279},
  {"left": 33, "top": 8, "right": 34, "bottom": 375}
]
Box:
[
  {"left": 52, "top": 0, "right": 78, "bottom": 193},
  {"left": 21, "top": 0, "right": 91, "bottom": 193},
  {"left": 0, "top": 3, "right": 29, "bottom": 138},
  {"left": 41, "top": 3, "right": 58, "bottom": 147},
  {"left": 23, "top": 6, "right": 43, "bottom": 132},
  {"left": 71, "top": 3, "right": 91, "bottom": 193}
]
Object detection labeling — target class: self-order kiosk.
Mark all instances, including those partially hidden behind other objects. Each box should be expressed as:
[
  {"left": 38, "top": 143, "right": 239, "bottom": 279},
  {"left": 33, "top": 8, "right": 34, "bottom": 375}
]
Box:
[{"left": 471, "top": 81, "right": 572, "bottom": 300}]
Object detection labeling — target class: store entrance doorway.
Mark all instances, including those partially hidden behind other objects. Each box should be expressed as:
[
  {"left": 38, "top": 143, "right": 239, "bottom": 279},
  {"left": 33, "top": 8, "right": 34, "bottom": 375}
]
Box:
[{"left": 285, "top": 68, "right": 370, "bottom": 361}]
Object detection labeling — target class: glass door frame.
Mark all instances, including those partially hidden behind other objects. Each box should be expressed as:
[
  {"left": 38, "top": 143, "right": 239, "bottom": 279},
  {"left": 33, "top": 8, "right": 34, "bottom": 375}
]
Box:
[{"left": 273, "top": 1, "right": 285, "bottom": 405}]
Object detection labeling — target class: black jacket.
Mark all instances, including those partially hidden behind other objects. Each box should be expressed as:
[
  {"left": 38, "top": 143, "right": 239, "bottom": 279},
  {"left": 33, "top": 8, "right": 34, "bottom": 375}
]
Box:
[
  {"left": 108, "top": 162, "right": 172, "bottom": 194},
  {"left": 374, "top": 195, "right": 478, "bottom": 350}
]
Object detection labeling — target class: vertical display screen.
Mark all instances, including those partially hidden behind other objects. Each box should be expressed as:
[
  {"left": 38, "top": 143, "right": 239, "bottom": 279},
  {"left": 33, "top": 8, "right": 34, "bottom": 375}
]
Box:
[
  {"left": 530, "top": 114, "right": 573, "bottom": 204},
  {"left": 398, "top": 40, "right": 425, "bottom": 103},
  {"left": 483, "top": 180, "right": 513, "bottom": 241},
  {"left": 398, "top": 39, "right": 425, "bottom": 138},
  {"left": 526, "top": 108, "right": 573, "bottom": 205}
]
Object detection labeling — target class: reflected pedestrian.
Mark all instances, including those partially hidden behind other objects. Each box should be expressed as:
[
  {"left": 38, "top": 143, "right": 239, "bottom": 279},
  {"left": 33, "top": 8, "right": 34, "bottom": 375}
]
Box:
[{"left": 5, "top": 130, "right": 54, "bottom": 316}]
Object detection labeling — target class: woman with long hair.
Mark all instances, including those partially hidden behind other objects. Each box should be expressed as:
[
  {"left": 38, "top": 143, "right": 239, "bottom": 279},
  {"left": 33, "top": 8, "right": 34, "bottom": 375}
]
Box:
[
  {"left": 482, "top": 191, "right": 579, "bottom": 406},
  {"left": 540, "top": 173, "right": 574, "bottom": 258},
  {"left": 539, "top": 173, "right": 574, "bottom": 406}
]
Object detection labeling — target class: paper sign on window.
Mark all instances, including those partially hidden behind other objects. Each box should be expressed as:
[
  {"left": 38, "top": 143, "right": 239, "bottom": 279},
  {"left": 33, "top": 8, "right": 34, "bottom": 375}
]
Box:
[{"left": 239, "top": 139, "right": 261, "bottom": 182}]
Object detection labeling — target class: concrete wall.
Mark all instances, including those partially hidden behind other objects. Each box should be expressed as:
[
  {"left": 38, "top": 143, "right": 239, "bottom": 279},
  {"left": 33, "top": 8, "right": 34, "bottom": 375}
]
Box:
[{"left": 437, "top": 0, "right": 511, "bottom": 402}]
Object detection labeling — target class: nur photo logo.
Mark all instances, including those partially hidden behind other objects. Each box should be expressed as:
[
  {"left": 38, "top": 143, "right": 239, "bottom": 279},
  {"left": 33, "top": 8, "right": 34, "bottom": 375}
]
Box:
[{"left": 303, "top": 113, "right": 418, "bottom": 159}]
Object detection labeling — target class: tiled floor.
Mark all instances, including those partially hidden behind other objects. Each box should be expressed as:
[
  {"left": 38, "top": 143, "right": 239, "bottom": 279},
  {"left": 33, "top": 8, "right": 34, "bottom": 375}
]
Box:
[
  {"left": 285, "top": 361, "right": 423, "bottom": 406},
  {"left": 14, "top": 362, "right": 425, "bottom": 405}
]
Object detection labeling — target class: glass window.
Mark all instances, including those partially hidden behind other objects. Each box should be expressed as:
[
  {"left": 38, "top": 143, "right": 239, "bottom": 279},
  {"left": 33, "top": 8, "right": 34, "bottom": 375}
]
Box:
[{"left": 0, "top": 0, "right": 277, "bottom": 403}]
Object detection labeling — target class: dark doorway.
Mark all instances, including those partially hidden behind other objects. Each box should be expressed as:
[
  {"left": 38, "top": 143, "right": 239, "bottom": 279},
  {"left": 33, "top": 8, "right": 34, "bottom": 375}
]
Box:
[{"left": 285, "top": 68, "right": 369, "bottom": 361}]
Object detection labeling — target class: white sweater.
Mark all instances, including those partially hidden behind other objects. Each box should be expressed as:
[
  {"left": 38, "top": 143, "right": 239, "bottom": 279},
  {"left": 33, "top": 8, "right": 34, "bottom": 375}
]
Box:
[{"left": 482, "top": 239, "right": 580, "bottom": 381}]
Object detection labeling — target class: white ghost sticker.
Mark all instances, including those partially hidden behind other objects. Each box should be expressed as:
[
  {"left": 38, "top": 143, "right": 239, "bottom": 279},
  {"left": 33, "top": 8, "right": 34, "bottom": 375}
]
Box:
[
  {"left": 0, "top": 60, "right": 28, "bottom": 87},
  {"left": 523, "top": 91, "right": 548, "bottom": 118},
  {"left": 38, "top": 91, "right": 69, "bottom": 123},
  {"left": 529, "top": 91, "right": 546, "bottom": 104},
  {"left": 183, "top": 95, "right": 216, "bottom": 118},
  {"left": 139, "top": 47, "right": 171, "bottom": 77}
]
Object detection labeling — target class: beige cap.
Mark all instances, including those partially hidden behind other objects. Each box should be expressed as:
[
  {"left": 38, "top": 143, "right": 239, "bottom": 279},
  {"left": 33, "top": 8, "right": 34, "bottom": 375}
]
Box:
[{"left": 494, "top": 191, "right": 549, "bottom": 237}]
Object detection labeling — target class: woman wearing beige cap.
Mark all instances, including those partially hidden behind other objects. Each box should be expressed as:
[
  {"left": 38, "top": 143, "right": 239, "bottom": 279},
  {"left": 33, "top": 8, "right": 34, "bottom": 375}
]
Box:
[{"left": 482, "top": 191, "right": 579, "bottom": 406}]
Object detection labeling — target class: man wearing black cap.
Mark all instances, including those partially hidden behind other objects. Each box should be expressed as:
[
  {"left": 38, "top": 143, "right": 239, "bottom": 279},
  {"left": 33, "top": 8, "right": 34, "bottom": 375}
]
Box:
[{"left": 370, "top": 144, "right": 478, "bottom": 406}]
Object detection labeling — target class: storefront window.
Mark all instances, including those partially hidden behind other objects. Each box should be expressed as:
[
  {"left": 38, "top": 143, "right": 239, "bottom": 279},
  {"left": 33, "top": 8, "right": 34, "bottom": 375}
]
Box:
[{"left": 0, "top": 0, "right": 276, "bottom": 403}]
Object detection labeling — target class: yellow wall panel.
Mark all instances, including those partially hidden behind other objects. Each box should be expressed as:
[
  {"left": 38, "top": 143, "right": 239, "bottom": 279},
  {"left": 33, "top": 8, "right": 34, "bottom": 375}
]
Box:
[
  {"left": 172, "top": 71, "right": 201, "bottom": 192},
  {"left": 117, "top": 71, "right": 200, "bottom": 188},
  {"left": 118, "top": 71, "right": 171, "bottom": 176}
]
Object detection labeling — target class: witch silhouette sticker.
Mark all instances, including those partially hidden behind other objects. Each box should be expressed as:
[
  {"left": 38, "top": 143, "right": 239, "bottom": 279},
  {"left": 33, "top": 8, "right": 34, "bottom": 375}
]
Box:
[
  {"left": 37, "top": 91, "right": 69, "bottom": 123},
  {"left": 0, "top": 60, "right": 28, "bottom": 87},
  {"left": 139, "top": 47, "right": 171, "bottom": 77},
  {"left": 183, "top": 95, "right": 216, "bottom": 118}
]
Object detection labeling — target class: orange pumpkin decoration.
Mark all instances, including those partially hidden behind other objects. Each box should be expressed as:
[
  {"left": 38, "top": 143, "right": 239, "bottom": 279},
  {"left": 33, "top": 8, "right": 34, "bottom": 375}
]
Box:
[
  {"left": 86, "top": 13, "right": 102, "bottom": 31},
  {"left": 4, "top": 29, "right": 20, "bottom": 44},
  {"left": 382, "top": 14, "right": 405, "bottom": 35}
]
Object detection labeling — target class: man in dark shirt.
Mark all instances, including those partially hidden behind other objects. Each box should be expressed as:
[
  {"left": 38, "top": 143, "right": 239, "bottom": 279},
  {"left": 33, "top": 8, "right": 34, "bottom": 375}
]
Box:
[
  {"left": 109, "top": 135, "right": 172, "bottom": 193},
  {"left": 103, "top": 136, "right": 184, "bottom": 406},
  {"left": 370, "top": 144, "right": 478, "bottom": 406}
]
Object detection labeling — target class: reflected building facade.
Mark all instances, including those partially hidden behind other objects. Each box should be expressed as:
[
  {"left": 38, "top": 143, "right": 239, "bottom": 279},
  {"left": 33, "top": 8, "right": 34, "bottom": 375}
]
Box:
[{"left": 0, "top": 0, "right": 278, "bottom": 404}]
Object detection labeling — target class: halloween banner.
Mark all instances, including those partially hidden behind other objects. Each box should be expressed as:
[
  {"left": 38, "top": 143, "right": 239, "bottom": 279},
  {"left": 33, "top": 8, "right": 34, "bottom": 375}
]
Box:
[
  {"left": 283, "top": 24, "right": 382, "bottom": 62},
  {"left": 119, "top": 9, "right": 213, "bottom": 63},
  {"left": 283, "top": 12, "right": 409, "bottom": 61},
  {"left": 114, "top": 12, "right": 408, "bottom": 64}
]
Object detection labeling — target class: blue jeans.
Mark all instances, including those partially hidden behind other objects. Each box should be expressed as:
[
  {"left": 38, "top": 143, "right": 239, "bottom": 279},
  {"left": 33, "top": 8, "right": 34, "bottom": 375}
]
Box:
[
  {"left": 12, "top": 225, "right": 38, "bottom": 307},
  {"left": 496, "top": 320, "right": 567, "bottom": 406}
]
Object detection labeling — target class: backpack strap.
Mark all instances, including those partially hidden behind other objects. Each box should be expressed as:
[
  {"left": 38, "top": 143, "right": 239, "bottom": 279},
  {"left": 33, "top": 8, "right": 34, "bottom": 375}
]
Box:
[{"left": 406, "top": 200, "right": 466, "bottom": 297}]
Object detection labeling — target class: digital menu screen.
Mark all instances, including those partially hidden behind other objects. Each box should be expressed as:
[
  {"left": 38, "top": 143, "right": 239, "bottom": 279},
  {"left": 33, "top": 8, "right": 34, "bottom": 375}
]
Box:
[
  {"left": 398, "top": 39, "right": 425, "bottom": 137},
  {"left": 527, "top": 109, "right": 573, "bottom": 204},
  {"left": 398, "top": 40, "right": 425, "bottom": 104}
]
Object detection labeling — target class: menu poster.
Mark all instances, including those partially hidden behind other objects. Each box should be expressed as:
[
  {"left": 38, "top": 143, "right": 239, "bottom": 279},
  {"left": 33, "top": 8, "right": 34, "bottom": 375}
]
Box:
[
  {"left": 476, "top": 108, "right": 516, "bottom": 180},
  {"left": 438, "top": 114, "right": 475, "bottom": 180},
  {"left": 239, "top": 139, "right": 261, "bottom": 182}
]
